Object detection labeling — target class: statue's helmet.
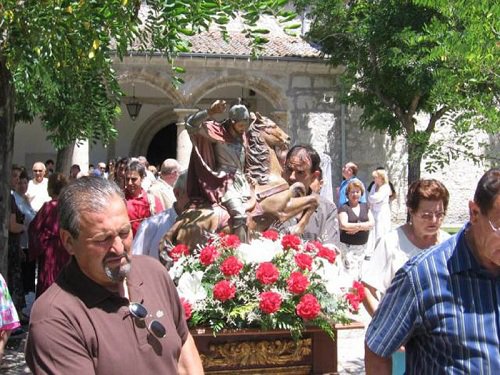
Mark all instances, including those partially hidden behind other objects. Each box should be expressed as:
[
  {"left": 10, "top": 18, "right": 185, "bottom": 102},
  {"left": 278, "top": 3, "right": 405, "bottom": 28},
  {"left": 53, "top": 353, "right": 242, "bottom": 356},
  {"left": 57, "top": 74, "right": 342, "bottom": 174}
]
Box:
[{"left": 228, "top": 103, "right": 250, "bottom": 126}]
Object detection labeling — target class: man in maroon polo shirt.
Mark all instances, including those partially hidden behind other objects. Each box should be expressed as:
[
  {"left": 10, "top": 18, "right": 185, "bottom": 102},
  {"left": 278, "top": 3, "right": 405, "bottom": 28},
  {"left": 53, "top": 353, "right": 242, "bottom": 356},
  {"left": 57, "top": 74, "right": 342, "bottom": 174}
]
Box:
[{"left": 25, "top": 177, "right": 203, "bottom": 374}]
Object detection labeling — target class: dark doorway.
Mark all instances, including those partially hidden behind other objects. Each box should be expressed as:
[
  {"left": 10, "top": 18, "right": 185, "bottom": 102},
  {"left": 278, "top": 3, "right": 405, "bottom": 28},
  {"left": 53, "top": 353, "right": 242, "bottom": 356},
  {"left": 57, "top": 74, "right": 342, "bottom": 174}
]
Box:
[{"left": 146, "top": 123, "right": 177, "bottom": 168}]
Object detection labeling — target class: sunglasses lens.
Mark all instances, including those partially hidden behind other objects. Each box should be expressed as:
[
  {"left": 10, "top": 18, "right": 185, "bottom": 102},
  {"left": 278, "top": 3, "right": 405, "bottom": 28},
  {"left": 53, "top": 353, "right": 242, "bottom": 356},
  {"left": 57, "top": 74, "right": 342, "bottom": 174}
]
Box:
[
  {"left": 149, "top": 320, "right": 166, "bottom": 338},
  {"left": 129, "top": 303, "right": 147, "bottom": 319}
]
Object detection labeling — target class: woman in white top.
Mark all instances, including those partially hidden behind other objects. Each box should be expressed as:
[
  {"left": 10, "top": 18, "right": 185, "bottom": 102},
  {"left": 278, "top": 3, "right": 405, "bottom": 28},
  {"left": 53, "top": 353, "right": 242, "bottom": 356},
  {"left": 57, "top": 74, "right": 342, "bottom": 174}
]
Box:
[
  {"left": 368, "top": 169, "right": 392, "bottom": 241},
  {"left": 362, "top": 178, "right": 451, "bottom": 316}
]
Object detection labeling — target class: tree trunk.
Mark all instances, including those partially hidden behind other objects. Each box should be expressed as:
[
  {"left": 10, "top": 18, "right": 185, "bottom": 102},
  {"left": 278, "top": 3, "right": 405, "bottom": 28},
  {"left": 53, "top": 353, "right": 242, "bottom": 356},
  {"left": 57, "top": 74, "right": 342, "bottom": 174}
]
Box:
[
  {"left": 0, "top": 56, "right": 15, "bottom": 276},
  {"left": 407, "top": 140, "right": 422, "bottom": 187},
  {"left": 56, "top": 143, "right": 75, "bottom": 174}
]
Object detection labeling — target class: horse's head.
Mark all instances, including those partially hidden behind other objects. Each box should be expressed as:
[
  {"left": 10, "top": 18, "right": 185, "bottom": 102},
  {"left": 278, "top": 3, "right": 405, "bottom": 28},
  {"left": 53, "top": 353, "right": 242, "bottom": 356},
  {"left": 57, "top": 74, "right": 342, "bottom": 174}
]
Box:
[{"left": 250, "top": 112, "right": 290, "bottom": 149}]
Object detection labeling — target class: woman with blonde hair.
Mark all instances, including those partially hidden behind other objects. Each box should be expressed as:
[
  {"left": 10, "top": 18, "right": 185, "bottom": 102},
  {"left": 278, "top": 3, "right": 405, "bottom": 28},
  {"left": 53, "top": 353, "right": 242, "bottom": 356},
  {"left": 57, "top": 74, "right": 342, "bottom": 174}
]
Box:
[{"left": 368, "top": 169, "right": 392, "bottom": 241}]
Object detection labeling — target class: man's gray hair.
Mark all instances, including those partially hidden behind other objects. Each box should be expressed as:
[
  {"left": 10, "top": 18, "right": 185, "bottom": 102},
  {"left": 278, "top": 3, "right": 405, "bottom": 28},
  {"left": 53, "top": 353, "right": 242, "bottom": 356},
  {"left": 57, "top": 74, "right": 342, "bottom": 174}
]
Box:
[
  {"left": 161, "top": 158, "right": 181, "bottom": 175},
  {"left": 58, "top": 177, "right": 124, "bottom": 238}
]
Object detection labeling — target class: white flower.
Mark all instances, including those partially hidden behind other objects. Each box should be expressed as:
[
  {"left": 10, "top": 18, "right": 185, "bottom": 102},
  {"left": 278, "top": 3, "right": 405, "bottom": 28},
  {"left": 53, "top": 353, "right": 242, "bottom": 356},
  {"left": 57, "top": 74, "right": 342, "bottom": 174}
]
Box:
[
  {"left": 177, "top": 271, "right": 207, "bottom": 305},
  {"left": 315, "top": 258, "right": 343, "bottom": 295},
  {"left": 168, "top": 258, "right": 186, "bottom": 280},
  {"left": 236, "top": 238, "right": 283, "bottom": 264}
]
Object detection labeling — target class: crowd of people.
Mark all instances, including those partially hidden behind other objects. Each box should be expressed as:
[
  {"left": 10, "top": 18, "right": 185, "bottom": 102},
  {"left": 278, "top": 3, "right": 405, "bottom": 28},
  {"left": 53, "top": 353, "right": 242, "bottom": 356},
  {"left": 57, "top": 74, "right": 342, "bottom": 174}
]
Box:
[{"left": 0, "top": 103, "right": 498, "bottom": 374}]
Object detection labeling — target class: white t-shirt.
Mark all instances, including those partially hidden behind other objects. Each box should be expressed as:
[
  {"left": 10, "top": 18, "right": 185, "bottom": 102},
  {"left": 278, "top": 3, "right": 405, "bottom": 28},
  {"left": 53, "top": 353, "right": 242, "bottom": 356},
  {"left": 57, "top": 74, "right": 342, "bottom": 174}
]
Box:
[
  {"left": 362, "top": 225, "right": 451, "bottom": 295},
  {"left": 26, "top": 178, "right": 51, "bottom": 212}
]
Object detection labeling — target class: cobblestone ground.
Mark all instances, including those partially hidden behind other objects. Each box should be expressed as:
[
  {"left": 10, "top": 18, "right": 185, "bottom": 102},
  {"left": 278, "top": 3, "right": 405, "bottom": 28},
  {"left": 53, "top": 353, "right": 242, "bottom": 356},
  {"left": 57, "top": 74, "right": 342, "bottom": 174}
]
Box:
[{"left": 2, "top": 324, "right": 367, "bottom": 374}]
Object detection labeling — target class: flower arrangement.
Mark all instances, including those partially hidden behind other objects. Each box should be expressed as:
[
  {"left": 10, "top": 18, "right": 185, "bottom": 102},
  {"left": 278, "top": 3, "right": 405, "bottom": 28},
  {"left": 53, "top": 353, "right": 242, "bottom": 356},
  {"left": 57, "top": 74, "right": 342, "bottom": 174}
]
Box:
[{"left": 168, "top": 230, "right": 364, "bottom": 339}]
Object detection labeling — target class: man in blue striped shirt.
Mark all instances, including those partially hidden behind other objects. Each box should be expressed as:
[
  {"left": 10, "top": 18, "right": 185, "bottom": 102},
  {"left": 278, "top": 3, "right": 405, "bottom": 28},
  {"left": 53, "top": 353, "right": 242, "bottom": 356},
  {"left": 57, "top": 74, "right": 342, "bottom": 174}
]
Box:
[{"left": 365, "top": 168, "right": 500, "bottom": 374}]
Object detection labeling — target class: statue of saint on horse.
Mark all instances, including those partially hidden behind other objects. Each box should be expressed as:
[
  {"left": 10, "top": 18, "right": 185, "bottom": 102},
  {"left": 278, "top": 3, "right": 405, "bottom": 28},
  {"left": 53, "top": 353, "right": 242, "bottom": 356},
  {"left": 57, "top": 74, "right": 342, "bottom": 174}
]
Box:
[{"left": 162, "top": 99, "right": 319, "bottom": 255}]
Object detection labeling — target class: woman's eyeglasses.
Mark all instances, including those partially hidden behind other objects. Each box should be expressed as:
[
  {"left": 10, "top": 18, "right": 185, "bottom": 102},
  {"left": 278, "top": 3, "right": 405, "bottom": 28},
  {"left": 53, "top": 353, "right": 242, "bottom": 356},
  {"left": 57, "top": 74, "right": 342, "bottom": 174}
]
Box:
[
  {"left": 129, "top": 302, "right": 166, "bottom": 338},
  {"left": 418, "top": 211, "right": 445, "bottom": 221}
]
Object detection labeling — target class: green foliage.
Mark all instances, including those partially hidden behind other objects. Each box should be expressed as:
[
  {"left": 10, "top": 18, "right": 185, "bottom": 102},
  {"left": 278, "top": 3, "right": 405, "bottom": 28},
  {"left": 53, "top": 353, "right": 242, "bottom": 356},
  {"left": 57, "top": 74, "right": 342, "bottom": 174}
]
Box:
[
  {"left": 301, "top": 0, "right": 499, "bottom": 181},
  {"left": 0, "top": 0, "right": 294, "bottom": 148}
]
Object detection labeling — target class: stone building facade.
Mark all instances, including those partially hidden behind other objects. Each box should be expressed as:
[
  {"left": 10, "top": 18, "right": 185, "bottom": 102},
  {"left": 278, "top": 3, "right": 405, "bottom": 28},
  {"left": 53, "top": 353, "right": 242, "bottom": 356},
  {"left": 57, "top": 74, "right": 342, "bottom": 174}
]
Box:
[{"left": 12, "top": 18, "right": 498, "bottom": 227}]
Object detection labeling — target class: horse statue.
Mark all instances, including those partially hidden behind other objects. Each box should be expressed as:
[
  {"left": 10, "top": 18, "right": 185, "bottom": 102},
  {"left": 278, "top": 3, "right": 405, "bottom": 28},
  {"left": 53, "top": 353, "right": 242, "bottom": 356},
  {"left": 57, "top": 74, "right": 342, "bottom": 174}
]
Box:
[{"left": 161, "top": 113, "right": 319, "bottom": 253}]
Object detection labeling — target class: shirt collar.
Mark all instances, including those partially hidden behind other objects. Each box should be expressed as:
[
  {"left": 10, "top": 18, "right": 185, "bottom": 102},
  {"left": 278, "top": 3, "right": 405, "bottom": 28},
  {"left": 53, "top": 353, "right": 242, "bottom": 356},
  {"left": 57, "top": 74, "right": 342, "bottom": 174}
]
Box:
[
  {"left": 449, "top": 223, "right": 491, "bottom": 276},
  {"left": 60, "top": 256, "right": 145, "bottom": 308}
]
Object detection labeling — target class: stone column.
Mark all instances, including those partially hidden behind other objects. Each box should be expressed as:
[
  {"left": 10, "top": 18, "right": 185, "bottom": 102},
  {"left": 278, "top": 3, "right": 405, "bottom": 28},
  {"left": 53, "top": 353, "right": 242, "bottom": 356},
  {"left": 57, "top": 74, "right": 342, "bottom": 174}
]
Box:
[{"left": 173, "top": 108, "right": 198, "bottom": 170}]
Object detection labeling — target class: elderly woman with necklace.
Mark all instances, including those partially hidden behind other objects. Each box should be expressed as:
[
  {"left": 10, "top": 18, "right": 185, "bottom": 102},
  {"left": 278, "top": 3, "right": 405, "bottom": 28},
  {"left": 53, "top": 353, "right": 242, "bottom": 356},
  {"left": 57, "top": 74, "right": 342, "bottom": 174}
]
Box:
[
  {"left": 362, "top": 179, "right": 450, "bottom": 375},
  {"left": 362, "top": 179, "right": 451, "bottom": 316}
]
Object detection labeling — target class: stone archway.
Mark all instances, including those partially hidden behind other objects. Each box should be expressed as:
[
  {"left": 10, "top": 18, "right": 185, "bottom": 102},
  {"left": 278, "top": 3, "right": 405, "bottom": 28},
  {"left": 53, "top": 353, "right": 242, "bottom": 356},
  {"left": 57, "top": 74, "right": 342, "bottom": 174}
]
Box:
[
  {"left": 146, "top": 123, "right": 177, "bottom": 168},
  {"left": 130, "top": 109, "right": 179, "bottom": 157}
]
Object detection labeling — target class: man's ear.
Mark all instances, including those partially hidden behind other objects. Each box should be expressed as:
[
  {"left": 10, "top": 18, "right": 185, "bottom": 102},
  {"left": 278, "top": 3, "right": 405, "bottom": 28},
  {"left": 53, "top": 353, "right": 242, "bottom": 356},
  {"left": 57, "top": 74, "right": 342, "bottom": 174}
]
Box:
[
  {"left": 312, "top": 170, "right": 321, "bottom": 180},
  {"left": 60, "top": 229, "right": 75, "bottom": 255},
  {"left": 468, "top": 200, "right": 480, "bottom": 224}
]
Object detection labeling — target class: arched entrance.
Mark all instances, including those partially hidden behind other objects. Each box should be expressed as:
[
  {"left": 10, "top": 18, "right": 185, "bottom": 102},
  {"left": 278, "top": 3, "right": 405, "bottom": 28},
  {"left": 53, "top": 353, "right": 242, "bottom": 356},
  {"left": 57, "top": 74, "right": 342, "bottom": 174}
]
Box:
[{"left": 146, "top": 123, "right": 177, "bottom": 168}]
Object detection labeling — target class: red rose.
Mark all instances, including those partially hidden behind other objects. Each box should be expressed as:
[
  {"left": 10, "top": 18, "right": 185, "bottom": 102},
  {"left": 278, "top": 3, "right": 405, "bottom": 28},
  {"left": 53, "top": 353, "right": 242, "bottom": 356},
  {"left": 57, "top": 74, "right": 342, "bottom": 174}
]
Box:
[
  {"left": 281, "top": 234, "right": 301, "bottom": 251},
  {"left": 296, "top": 293, "right": 321, "bottom": 320},
  {"left": 352, "top": 281, "right": 366, "bottom": 300},
  {"left": 261, "top": 229, "right": 279, "bottom": 241},
  {"left": 256, "top": 262, "right": 280, "bottom": 285},
  {"left": 170, "top": 244, "right": 190, "bottom": 261},
  {"left": 259, "top": 291, "right": 282, "bottom": 314},
  {"left": 294, "top": 253, "right": 313, "bottom": 271},
  {"left": 220, "top": 256, "right": 243, "bottom": 276},
  {"left": 213, "top": 280, "right": 236, "bottom": 302},
  {"left": 199, "top": 245, "right": 219, "bottom": 266},
  {"left": 221, "top": 234, "right": 241, "bottom": 249},
  {"left": 180, "top": 297, "right": 192, "bottom": 320},
  {"left": 318, "top": 246, "right": 336, "bottom": 264},
  {"left": 287, "top": 272, "right": 309, "bottom": 294},
  {"left": 346, "top": 293, "right": 361, "bottom": 312}
]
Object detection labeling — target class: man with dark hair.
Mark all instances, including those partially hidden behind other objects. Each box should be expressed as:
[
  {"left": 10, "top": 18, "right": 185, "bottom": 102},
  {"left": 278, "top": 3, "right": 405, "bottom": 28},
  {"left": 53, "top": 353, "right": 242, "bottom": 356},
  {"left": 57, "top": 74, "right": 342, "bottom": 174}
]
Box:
[
  {"left": 124, "top": 159, "right": 164, "bottom": 235},
  {"left": 44, "top": 159, "right": 54, "bottom": 176},
  {"left": 365, "top": 168, "right": 500, "bottom": 374},
  {"left": 282, "top": 144, "right": 340, "bottom": 249},
  {"left": 25, "top": 177, "right": 203, "bottom": 374}
]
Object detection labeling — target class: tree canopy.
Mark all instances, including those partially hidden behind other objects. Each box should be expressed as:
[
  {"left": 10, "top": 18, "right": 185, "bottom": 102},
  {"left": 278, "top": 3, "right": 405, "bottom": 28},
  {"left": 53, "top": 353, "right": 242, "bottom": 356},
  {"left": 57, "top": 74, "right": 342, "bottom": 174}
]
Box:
[
  {"left": 0, "top": 0, "right": 293, "bottom": 274},
  {"left": 299, "top": 0, "right": 499, "bottom": 182}
]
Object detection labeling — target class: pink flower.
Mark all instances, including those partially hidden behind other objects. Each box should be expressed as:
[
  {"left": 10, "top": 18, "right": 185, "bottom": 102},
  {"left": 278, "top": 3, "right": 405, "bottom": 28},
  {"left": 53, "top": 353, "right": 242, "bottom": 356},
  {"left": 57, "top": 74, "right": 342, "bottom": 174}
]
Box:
[
  {"left": 259, "top": 291, "right": 282, "bottom": 314},
  {"left": 213, "top": 280, "right": 236, "bottom": 302},
  {"left": 180, "top": 297, "right": 192, "bottom": 320},
  {"left": 256, "top": 262, "right": 280, "bottom": 285},
  {"left": 287, "top": 272, "right": 309, "bottom": 294},
  {"left": 199, "top": 245, "right": 219, "bottom": 266},
  {"left": 170, "top": 244, "right": 190, "bottom": 261},
  {"left": 294, "top": 253, "right": 313, "bottom": 271},
  {"left": 305, "top": 240, "right": 322, "bottom": 252},
  {"left": 220, "top": 256, "right": 243, "bottom": 276},
  {"left": 296, "top": 294, "right": 321, "bottom": 320},
  {"left": 281, "top": 234, "right": 301, "bottom": 251},
  {"left": 261, "top": 229, "right": 279, "bottom": 241}
]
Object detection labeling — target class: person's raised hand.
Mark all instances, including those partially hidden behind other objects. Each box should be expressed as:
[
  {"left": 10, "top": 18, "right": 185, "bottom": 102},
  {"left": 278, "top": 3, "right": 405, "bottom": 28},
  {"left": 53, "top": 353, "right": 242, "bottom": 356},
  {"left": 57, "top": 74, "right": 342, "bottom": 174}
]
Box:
[{"left": 208, "top": 100, "right": 227, "bottom": 117}]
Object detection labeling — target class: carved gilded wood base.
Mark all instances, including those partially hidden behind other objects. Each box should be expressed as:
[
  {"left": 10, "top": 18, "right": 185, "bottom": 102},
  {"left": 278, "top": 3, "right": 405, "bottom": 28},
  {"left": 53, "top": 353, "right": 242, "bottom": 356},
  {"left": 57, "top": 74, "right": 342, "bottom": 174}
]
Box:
[{"left": 192, "top": 327, "right": 340, "bottom": 374}]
